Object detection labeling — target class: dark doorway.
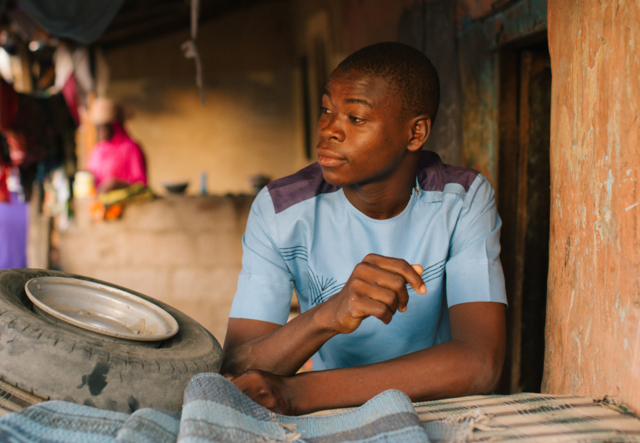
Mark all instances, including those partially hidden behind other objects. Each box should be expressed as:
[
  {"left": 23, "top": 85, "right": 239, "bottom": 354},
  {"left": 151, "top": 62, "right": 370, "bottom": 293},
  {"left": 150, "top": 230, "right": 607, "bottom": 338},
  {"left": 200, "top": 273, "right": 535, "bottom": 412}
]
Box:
[{"left": 497, "top": 39, "right": 552, "bottom": 394}]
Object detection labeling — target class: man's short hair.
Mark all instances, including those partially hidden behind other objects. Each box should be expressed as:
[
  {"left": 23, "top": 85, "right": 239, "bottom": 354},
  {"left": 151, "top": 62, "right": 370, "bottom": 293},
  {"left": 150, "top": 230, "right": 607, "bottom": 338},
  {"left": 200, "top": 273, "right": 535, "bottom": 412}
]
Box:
[{"left": 335, "top": 42, "right": 440, "bottom": 123}]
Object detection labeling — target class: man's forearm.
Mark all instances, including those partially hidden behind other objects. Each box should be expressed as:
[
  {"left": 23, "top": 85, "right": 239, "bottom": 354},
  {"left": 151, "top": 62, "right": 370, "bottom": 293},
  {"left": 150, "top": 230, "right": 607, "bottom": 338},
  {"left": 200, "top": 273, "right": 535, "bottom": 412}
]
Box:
[
  {"left": 221, "top": 306, "right": 338, "bottom": 376},
  {"left": 287, "top": 338, "right": 502, "bottom": 415},
  {"left": 223, "top": 256, "right": 426, "bottom": 377},
  {"left": 229, "top": 302, "right": 506, "bottom": 415}
]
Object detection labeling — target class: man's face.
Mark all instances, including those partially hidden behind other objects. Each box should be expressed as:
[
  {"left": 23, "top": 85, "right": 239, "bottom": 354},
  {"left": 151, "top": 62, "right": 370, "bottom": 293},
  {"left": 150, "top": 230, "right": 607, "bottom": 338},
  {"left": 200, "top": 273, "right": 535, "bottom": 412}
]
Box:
[{"left": 316, "top": 69, "right": 411, "bottom": 187}]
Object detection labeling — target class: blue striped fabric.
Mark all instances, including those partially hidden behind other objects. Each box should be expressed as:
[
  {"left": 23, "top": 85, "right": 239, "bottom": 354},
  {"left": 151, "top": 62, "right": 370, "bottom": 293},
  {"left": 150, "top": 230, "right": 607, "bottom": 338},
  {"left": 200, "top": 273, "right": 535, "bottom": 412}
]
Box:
[{"left": 0, "top": 373, "right": 429, "bottom": 443}]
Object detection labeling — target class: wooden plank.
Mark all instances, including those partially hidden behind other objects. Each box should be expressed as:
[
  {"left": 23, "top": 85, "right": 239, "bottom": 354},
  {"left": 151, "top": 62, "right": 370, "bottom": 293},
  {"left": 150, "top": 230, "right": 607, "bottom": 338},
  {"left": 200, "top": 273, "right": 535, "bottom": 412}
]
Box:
[
  {"left": 511, "top": 50, "right": 534, "bottom": 393},
  {"left": 518, "top": 48, "right": 551, "bottom": 393},
  {"left": 496, "top": 49, "right": 519, "bottom": 394}
]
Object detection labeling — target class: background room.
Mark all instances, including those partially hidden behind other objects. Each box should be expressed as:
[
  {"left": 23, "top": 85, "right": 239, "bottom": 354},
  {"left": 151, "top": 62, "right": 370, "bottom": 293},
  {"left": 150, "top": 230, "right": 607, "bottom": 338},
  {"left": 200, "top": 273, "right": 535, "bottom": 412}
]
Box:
[{"left": 1, "top": 0, "right": 639, "bottom": 419}]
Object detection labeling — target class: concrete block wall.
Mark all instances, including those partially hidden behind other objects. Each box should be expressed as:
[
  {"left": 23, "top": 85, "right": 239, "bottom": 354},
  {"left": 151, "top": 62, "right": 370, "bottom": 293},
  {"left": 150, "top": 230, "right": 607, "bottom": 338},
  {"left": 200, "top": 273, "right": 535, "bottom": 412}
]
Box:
[{"left": 58, "top": 195, "right": 253, "bottom": 344}]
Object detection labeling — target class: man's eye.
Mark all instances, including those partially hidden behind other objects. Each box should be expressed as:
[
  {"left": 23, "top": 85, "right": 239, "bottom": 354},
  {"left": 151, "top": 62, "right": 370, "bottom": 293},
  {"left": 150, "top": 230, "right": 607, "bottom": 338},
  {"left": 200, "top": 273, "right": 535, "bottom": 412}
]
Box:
[
  {"left": 320, "top": 107, "right": 332, "bottom": 114},
  {"left": 349, "top": 116, "right": 365, "bottom": 124}
]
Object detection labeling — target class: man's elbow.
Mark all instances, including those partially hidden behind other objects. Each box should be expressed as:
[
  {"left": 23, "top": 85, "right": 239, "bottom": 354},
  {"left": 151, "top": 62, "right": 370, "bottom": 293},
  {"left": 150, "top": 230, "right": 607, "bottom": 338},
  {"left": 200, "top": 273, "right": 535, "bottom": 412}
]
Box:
[
  {"left": 471, "top": 349, "right": 504, "bottom": 394},
  {"left": 476, "top": 357, "right": 502, "bottom": 393}
]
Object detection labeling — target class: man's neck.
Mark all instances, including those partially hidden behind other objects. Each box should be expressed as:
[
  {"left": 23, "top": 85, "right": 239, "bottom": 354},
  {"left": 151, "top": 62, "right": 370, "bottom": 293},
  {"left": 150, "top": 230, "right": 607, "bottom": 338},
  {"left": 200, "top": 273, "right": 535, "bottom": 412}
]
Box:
[{"left": 343, "top": 157, "right": 420, "bottom": 220}]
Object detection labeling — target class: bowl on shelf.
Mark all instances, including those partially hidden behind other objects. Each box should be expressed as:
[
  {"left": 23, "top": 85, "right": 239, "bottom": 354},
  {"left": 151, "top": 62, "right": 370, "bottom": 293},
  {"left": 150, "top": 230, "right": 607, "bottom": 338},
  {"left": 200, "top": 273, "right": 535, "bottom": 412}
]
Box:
[{"left": 162, "top": 181, "right": 189, "bottom": 194}]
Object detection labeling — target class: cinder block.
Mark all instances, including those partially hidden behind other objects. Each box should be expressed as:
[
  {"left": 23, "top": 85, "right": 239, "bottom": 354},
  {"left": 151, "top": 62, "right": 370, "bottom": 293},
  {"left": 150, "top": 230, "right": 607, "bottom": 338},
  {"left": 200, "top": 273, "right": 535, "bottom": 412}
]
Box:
[
  {"left": 122, "top": 199, "right": 182, "bottom": 232},
  {"left": 234, "top": 196, "right": 254, "bottom": 231},
  {"left": 72, "top": 199, "right": 93, "bottom": 231},
  {"left": 57, "top": 194, "right": 254, "bottom": 342},
  {"left": 59, "top": 229, "right": 127, "bottom": 270},
  {"left": 176, "top": 197, "right": 238, "bottom": 233},
  {"left": 196, "top": 233, "right": 243, "bottom": 266},
  {"left": 207, "top": 301, "right": 233, "bottom": 344},
  {"left": 58, "top": 234, "right": 83, "bottom": 271},
  {"left": 121, "top": 232, "right": 196, "bottom": 266},
  {"left": 90, "top": 267, "right": 172, "bottom": 303},
  {"left": 170, "top": 266, "right": 240, "bottom": 304},
  {"left": 89, "top": 231, "right": 127, "bottom": 267}
]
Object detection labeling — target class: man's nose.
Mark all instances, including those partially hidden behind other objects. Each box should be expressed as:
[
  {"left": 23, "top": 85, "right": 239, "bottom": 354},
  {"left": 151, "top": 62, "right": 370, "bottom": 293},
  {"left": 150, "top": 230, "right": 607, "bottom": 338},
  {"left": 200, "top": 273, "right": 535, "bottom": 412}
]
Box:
[{"left": 318, "top": 115, "right": 346, "bottom": 142}]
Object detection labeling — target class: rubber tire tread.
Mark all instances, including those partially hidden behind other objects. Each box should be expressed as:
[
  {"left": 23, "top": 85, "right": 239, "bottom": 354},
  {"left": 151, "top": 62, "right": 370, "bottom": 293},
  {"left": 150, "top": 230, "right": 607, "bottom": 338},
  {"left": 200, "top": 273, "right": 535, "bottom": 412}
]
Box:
[{"left": 0, "top": 269, "right": 222, "bottom": 412}]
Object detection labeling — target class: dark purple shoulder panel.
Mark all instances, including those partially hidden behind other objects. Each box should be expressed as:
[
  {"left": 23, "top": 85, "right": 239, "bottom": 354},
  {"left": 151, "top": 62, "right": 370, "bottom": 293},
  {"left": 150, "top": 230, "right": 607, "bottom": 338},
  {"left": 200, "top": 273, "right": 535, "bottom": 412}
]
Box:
[
  {"left": 417, "top": 150, "right": 479, "bottom": 192},
  {"left": 267, "top": 163, "right": 340, "bottom": 214}
]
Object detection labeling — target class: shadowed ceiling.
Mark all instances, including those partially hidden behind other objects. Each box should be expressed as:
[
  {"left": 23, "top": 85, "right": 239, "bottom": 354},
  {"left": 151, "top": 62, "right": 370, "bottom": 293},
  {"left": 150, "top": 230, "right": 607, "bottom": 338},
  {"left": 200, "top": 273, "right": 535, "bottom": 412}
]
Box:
[{"left": 98, "top": 0, "right": 267, "bottom": 50}]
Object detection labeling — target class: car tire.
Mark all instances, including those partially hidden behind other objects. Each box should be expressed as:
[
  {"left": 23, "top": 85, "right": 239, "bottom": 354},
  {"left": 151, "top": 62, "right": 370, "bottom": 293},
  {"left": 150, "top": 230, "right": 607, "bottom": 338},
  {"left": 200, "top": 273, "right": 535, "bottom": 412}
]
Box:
[{"left": 0, "top": 268, "right": 222, "bottom": 413}]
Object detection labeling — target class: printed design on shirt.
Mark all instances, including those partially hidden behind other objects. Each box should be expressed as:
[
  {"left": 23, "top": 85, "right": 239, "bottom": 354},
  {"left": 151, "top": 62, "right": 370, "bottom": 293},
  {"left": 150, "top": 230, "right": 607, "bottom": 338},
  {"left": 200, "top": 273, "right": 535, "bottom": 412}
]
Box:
[
  {"left": 309, "top": 269, "right": 345, "bottom": 306},
  {"left": 305, "top": 259, "right": 446, "bottom": 306},
  {"left": 280, "top": 246, "right": 308, "bottom": 262},
  {"left": 422, "top": 258, "right": 446, "bottom": 283},
  {"left": 406, "top": 258, "right": 446, "bottom": 290}
]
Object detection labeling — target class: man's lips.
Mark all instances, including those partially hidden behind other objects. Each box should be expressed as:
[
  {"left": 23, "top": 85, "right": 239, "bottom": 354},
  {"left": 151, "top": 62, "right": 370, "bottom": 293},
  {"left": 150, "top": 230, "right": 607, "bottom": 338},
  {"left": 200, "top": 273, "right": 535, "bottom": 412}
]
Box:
[{"left": 317, "top": 148, "right": 346, "bottom": 167}]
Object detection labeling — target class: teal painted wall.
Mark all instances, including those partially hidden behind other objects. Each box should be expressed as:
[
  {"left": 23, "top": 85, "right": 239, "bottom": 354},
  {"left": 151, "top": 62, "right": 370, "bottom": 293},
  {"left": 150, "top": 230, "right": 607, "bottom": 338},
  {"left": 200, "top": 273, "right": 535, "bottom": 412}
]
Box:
[{"left": 457, "top": 0, "right": 547, "bottom": 186}]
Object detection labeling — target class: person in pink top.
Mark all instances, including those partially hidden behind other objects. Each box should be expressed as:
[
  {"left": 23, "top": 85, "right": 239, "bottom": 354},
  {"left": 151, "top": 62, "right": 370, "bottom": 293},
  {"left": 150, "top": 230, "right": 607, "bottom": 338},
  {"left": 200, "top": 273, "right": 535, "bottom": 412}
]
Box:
[{"left": 87, "top": 98, "right": 147, "bottom": 192}]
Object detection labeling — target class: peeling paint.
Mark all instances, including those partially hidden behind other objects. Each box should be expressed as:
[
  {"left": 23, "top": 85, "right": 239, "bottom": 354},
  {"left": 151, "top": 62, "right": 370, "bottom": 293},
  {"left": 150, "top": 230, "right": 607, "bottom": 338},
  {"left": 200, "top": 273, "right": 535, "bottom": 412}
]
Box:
[
  {"left": 543, "top": 0, "right": 640, "bottom": 417},
  {"left": 457, "top": 0, "right": 547, "bottom": 186}
]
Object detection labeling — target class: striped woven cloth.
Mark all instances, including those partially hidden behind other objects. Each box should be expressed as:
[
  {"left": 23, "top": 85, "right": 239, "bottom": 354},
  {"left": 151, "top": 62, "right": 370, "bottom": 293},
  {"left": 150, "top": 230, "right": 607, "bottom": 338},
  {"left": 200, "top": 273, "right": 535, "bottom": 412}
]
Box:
[
  {"left": 0, "top": 374, "right": 427, "bottom": 442},
  {"left": 3, "top": 375, "right": 640, "bottom": 442},
  {"left": 307, "top": 392, "right": 640, "bottom": 442},
  {"left": 0, "top": 380, "right": 43, "bottom": 418},
  {"left": 414, "top": 393, "right": 640, "bottom": 442}
]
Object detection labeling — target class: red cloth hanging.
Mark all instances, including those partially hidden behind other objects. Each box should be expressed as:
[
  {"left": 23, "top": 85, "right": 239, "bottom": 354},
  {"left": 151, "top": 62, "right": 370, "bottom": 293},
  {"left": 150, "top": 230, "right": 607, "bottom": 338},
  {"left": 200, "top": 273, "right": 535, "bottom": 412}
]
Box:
[
  {"left": 0, "top": 79, "right": 19, "bottom": 202},
  {"left": 0, "top": 78, "right": 18, "bottom": 133},
  {"left": 61, "top": 74, "right": 79, "bottom": 125},
  {"left": 0, "top": 165, "right": 10, "bottom": 203}
]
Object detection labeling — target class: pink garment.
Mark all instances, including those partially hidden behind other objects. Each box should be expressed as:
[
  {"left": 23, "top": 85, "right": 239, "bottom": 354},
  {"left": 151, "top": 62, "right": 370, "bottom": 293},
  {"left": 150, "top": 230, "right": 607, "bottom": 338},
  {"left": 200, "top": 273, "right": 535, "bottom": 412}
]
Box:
[
  {"left": 88, "top": 122, "right": 147, "bottom": 188},
  {"left": 61, "top": 75, "right": 80, "bottom": 126}
]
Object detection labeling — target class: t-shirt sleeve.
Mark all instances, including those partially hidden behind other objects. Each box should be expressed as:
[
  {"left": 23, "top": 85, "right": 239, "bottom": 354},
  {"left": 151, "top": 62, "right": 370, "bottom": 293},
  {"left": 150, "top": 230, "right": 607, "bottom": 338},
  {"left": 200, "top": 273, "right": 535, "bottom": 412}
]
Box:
[
  {"left": 445, "top": 174, "right": 508, "bottom": 307},
  {"left": 229, "top": 188, "right": 294, "bottom": 325}
]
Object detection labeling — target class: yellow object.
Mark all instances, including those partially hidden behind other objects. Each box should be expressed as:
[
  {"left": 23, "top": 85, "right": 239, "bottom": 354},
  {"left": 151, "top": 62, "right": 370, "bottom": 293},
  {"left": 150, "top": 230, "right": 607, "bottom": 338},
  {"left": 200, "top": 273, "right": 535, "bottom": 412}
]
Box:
[
  {"left": 98, "top": 183, "right": 153, "bottom": 207},
  {"left": 73, "top": 171, "right": 96, "bottom": 198},
  {"left": 90, "top": 184, "right": 154, "bottom": 221}
]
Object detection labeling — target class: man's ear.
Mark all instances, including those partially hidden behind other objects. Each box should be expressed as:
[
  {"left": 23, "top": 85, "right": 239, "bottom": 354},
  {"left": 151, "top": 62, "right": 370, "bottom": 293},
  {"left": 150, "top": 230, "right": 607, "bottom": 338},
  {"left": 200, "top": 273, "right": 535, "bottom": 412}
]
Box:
[{"left": 407, "top": 115, "right": 431, "bottom": 152}]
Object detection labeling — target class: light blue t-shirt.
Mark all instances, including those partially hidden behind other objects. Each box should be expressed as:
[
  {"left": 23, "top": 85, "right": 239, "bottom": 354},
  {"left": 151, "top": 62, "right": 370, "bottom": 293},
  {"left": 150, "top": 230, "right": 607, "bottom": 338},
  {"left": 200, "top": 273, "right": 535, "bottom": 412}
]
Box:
[{"left": 229, "top": 151, "right": 507, "bottom": 371}]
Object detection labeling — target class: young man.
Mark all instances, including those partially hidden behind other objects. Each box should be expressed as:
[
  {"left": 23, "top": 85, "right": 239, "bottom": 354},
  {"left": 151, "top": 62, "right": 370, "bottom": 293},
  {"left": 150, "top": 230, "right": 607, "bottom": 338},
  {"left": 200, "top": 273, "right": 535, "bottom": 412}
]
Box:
[{"left": 222, "top": 42, "right": 507, "bottom": 415}]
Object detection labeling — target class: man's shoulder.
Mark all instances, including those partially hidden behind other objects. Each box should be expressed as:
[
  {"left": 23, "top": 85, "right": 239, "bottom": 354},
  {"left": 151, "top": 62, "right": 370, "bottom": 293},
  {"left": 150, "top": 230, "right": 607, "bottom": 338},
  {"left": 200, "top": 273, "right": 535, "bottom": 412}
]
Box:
[
  {"left": 417, "top": 151, "right": 479, "bottom": 193},
  {"left": 266, "top": 163, "right": 340, "bottom": 214}
]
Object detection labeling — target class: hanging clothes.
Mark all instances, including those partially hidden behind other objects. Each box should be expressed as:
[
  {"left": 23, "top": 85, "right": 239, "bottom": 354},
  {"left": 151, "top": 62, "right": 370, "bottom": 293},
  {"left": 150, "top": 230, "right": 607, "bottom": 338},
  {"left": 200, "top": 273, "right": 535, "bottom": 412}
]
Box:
[
  {"left": 0, "top": 165, "right": 9, "bottom": 203},
  {"left": 60, "top": 74, "right": 79, "bottom": 125},
  {"left": 0, "top": 77, "right": 76, "bottom": 201},
  {"left": 15, "top": 0, "right": 125, "bottom": 45},
  {"left": 53, "top": 44, "right": 93, "bottom": 110},
  {"left": 0, "top": 190, "right": 28, "bottom": 267},
  {"left": 0, "top": 78, "right": 18, "bottom": 132},
  {"left": 0, "top": 79, "right": 17, "bottom": 202}
]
